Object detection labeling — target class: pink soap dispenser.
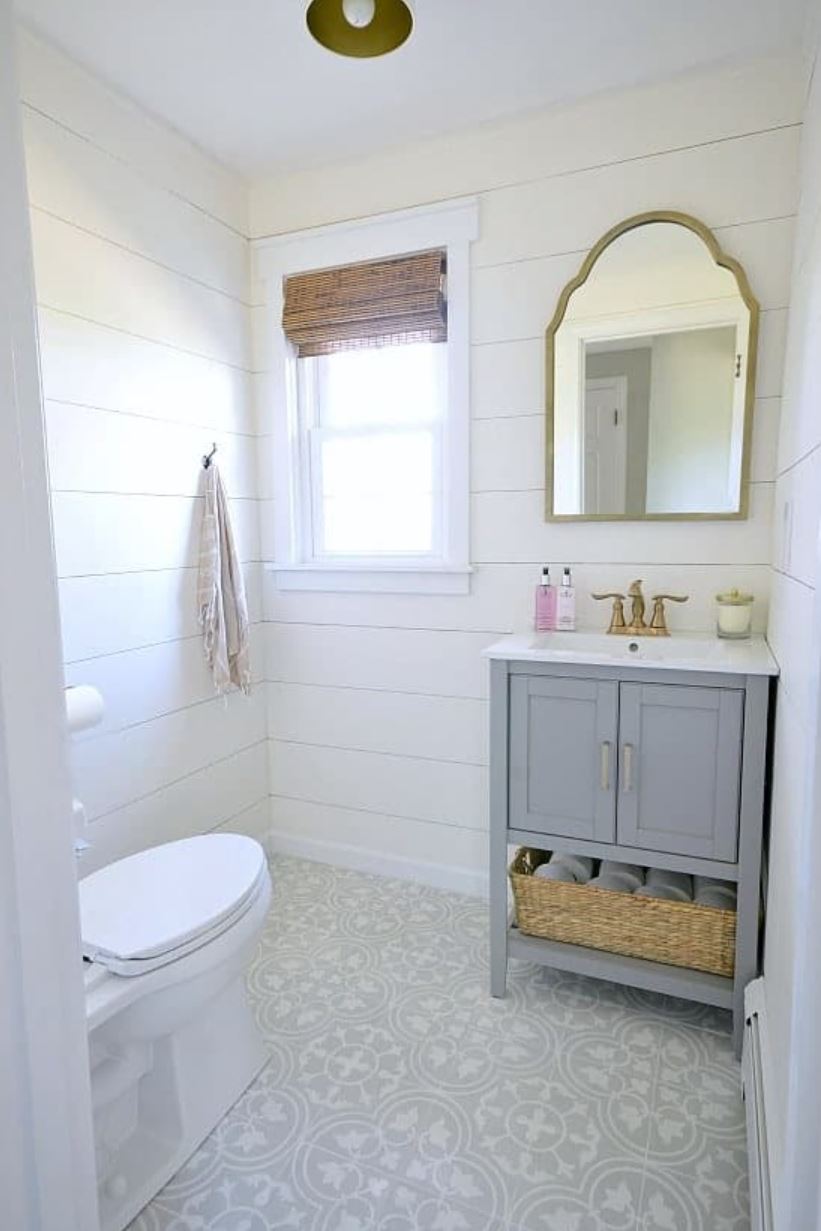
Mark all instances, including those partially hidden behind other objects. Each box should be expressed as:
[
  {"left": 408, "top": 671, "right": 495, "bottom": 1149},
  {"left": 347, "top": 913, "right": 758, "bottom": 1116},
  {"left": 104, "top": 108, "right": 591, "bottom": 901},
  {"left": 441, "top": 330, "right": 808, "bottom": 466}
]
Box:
[{"left": 535, "top": 566, "right": 557, "bottom": 632}]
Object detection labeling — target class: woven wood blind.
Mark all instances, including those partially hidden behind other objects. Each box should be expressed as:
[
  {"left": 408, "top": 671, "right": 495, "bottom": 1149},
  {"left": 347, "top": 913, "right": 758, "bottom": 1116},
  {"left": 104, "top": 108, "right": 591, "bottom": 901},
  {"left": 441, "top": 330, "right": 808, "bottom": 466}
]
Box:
[{"left": 283, "top": 248, "right": 447, "bottom": 357}]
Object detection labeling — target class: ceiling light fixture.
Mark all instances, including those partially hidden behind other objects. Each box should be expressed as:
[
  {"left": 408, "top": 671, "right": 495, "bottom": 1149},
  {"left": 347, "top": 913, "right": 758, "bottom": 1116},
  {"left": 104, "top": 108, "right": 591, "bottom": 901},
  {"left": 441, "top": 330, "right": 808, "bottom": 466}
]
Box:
[{"left": 306, "top": 0, "right": 413, "bottom": 58}]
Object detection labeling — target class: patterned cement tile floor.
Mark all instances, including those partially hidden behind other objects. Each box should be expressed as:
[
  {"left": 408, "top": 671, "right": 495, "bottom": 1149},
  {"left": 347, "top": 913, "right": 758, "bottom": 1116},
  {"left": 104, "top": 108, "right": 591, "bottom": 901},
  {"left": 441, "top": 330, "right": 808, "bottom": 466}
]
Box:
[{"left": 130, "top": 855, "right": 749, "bottom": 1231}]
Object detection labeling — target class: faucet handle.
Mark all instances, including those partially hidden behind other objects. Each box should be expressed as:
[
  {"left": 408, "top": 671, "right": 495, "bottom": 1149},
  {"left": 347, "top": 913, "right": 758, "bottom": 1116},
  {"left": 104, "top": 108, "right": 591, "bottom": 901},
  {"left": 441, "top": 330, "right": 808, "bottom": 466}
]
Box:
[
  {"left": 592, "top": 592, "right": 627, "bottom": 633},
  {"left": 649, "top": 594, "right": 689, "bottom": 636}
]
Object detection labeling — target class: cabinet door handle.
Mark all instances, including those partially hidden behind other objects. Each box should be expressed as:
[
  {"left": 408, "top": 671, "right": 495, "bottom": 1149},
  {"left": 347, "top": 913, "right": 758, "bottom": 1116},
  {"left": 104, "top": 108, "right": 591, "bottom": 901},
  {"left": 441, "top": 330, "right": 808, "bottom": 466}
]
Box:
[
  {"left": 622, "top": 743, "right": 634, "bottom": 792},
  {"left": 600, "top": 741, "right": 612, "bottom": 791}
]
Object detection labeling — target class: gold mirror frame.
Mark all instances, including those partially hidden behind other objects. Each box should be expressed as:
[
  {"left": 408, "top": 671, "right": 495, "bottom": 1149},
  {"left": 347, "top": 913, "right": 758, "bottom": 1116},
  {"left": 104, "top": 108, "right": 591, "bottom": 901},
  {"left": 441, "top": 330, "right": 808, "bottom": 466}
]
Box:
[{"left": 545, "top": 210, "right": 760, "bottom": 522}]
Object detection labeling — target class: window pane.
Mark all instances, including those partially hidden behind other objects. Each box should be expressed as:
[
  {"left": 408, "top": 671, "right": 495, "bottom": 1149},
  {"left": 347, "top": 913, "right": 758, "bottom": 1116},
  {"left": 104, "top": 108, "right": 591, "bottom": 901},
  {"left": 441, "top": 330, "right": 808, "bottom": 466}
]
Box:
[
  {"left": 317, "top": 342, "right": 444, "bottom": 429},
  {"left": 316, "top": 429, "right": 437, "bottom": 556},
  {"left": 319, "top": 431, "right": 433, "bottom": 497},
  {"left": 322, "top": 496, "right": 433, "bottom": 555}
]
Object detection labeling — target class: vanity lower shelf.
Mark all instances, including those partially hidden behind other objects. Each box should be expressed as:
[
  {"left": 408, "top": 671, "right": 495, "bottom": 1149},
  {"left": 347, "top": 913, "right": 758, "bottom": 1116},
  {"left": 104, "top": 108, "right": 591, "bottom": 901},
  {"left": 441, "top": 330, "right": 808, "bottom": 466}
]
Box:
[{"left": 508, "top": 927, "right": 734, "bottom": 1009}]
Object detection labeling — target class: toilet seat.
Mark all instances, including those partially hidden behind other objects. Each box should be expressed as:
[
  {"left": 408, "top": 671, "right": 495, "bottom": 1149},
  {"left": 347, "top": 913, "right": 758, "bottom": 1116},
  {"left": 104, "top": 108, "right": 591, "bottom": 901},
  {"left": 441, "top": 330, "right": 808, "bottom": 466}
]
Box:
[{"left": 80, "top": 833, "right": 268, "bottom": 976}]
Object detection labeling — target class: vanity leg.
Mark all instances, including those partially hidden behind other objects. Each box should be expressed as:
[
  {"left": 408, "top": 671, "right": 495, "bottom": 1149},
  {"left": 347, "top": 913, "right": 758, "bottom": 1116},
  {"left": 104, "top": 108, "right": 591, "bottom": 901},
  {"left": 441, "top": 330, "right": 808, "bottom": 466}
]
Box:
[
  {"left": 489, "top": 820, "right": 508, "bottom": 997},
  {"left": 489, "top": 661, "right": 509, "bottom": 997}
]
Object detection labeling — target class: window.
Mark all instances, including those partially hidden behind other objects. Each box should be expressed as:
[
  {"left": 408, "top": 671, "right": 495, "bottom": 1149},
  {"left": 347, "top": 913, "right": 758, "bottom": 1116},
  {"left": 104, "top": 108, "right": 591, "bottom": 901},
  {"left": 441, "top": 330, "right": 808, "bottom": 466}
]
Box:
[
  {"left": 298, "top": 341, "right": 447, "bottom": 561},
  {"left": 256, "top": 200, "right": 478, "bottom": 593}
]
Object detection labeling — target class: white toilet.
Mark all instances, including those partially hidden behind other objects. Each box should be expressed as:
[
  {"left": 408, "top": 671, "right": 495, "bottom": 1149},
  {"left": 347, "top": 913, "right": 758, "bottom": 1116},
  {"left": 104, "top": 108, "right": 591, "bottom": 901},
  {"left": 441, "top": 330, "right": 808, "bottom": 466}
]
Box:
[{"left": 79, "top": 832, "right": 272, "bottom": 1231}]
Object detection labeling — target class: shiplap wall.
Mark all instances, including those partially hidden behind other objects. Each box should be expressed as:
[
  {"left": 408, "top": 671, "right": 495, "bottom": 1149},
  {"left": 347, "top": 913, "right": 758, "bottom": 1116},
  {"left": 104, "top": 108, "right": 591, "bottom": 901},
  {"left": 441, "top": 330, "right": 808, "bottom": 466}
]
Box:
[
  {"left": 761, "top": 29, "right": 821, "bottom": 1218},
  {"left": 17, "top": 29, "right": 268, "bottom": 874},
  {"left": 251, "top": 57, "right": 803, "bottom": 892}
]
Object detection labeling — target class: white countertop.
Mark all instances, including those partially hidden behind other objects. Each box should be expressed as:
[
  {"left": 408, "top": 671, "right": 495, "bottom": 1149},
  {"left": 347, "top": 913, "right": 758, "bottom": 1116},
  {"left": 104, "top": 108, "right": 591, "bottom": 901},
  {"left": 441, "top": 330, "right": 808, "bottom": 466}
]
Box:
[{"left": 483, "top": 630, "right": 779, "bottom": 676}]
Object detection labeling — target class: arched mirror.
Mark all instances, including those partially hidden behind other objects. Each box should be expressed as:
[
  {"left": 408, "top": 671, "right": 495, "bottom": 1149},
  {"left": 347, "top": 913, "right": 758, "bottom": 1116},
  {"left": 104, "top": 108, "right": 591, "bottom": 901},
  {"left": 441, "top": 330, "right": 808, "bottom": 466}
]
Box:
[{"left": 546, "top": 211, "right": 758, "bottom": 521}]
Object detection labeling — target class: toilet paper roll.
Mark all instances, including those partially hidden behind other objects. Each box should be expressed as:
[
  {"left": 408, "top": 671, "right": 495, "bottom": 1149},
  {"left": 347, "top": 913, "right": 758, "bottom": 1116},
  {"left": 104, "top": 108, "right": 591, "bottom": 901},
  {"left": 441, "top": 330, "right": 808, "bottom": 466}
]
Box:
[
  {"left": 65, "top": 684, "right": 104, "bottom": 734},
  {"left": 646, "top": 868, "right": 693, "bottom": 899},
  {"left": 533, "top": 863, "right": 578, "bottom": 883},
  {"left": 588, "top": 873, "right": 634, "bottom": 893},
  {"left": 600, "top": 861, "right": 645, "bottom": 890},
  {"left": 549, "top": 853, "right": 594, "bottom": 883},
  {"left": 634, "top": 883, "right": 692, "bottom": 903}
]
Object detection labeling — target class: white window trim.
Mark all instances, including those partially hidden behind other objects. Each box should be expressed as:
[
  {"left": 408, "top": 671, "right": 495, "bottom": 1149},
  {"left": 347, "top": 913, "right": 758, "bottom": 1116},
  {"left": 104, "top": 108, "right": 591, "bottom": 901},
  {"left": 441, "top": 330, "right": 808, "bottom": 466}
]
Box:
[{"left": 254, "top": 197, "right": 479, "bottom": 594}]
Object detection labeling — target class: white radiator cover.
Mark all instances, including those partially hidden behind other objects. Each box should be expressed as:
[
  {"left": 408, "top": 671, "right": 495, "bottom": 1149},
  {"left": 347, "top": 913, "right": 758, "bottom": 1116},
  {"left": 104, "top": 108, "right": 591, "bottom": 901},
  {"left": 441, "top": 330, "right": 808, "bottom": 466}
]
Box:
[{"left": 742, "top": 978, "right": 777, "bottom": 1231}]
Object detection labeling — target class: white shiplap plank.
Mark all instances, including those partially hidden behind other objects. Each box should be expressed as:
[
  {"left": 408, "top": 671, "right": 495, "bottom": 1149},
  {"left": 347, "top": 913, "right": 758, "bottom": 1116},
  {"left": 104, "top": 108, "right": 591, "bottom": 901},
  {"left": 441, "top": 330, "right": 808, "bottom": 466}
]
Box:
[
  {"left": 266, "top": 624, "right": 492, "bottom": 699},
  {"left": 757, "top": 309, "right": 789, "bottom": 400},
  {"left": 81, "top": 744, "right": 268, "bottom": 876},
  {"left": 60, "top": 563, "right": 262, "bottom": 662},
  {"left": 471, "top": 483, "right": 774, "bottom": 566},
  {"left": 52, "top": 492, "right": 260, "bottom": 577},
  {"left": 751, "top": 398, "right": 782, "bottom": 483},
  {"left": 38, "top": 309, "right": 254, "bottom": 435},
  {"left": 73, "top": 690, "right": 266, "bottom": 820},
  {"left": 267, "top": 682, "right": 486, "bottom": 766},
  {"left": 46, "top": 401, "right": 257, "bottom": 499},
  {"left": 17, "top": 28, "right": 248, "bottom": 235},
  {"left": 473, "top": 127, "right": 800, "bottom": 269},
  {"left": 267, "top": 795, "right": 488, "bottom": 893},
  {"left": 23, "top": 108, "right": 249, "bottom": 302},
  {"left": 773, "top": 448, "right": 821, "bottom": 586},
  {"left": 31, "top": 211, "right": 250, "bottom": 369},
  {"left": 767, "top": 569, "right": 815, "bottom": 714},
  {"left": 65, "top": 625, "right": 265, "bottom": 735},
  {"left": 268, "top": 740, "right": 487, "bottom": 831},
  {"left": 471, "top": 338, "right": 544, "bottom": 419}
]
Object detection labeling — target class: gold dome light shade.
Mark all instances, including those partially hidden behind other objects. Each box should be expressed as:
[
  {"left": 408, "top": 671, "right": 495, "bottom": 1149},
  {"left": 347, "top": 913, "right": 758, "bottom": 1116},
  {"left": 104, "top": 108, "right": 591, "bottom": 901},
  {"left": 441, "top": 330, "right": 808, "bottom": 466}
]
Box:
[{"left": 306, "top": 0, "right": 413, "bottom": 58}]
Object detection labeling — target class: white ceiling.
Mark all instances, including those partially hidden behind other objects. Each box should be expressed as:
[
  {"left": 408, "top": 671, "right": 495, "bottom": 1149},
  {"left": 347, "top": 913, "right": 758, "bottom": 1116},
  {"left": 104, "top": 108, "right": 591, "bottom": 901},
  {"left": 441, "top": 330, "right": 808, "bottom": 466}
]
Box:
[{"left": 15, "top": 0, "right": 809, "bottom": 178}]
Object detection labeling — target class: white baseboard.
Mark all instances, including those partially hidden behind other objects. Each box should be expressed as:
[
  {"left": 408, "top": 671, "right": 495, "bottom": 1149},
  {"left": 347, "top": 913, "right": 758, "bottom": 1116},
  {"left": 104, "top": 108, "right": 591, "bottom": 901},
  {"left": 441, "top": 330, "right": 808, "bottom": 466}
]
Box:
[
  {"left": 263, "top": 826, "right": 488, "bottom": 899},
  {"left": 743, "top": 978, "right": 777, "bottom": 1231}
]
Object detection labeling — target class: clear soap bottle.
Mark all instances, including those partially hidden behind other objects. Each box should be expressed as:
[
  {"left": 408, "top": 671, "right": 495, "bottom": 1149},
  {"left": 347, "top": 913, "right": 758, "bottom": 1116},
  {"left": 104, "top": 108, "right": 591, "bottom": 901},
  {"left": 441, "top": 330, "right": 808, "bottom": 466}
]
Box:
[{"left": 556, "top": 567, "right": 576, "bottom": 631}]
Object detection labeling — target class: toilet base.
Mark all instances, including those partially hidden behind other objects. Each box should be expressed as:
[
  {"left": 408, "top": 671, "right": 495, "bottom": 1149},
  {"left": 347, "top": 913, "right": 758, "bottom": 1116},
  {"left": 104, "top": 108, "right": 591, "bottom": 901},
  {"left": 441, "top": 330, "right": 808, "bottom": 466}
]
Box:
[{"left": 93, "top": 972, "right": 268, "bottom": 1231}]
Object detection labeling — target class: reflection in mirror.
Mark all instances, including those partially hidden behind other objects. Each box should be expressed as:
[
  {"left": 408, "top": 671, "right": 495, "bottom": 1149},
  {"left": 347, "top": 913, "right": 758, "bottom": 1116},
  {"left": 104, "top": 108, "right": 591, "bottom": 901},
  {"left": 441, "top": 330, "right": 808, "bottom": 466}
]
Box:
[{"left": 548, "top": 214, "right": 758, "bottom": 520}]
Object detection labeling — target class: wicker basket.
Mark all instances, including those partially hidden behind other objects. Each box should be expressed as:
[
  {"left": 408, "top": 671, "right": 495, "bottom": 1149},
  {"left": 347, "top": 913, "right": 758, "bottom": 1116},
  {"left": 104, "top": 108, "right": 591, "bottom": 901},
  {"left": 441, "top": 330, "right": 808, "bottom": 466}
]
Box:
[{"left": 510, "top": 848, "right": 736, "bottom": 978}]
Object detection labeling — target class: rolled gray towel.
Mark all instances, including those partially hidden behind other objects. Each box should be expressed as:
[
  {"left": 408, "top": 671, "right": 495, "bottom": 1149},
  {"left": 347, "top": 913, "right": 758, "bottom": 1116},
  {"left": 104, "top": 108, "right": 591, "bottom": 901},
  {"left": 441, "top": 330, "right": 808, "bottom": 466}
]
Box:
[
  {"left": 588, "top": 873, "right": 634, "bottom": 893},
  {"left": 549, "top": 853, "right": 594, "bottom": 883},
  {"left": 646, "top": 868, "right": 693, "bottom": 900},
  {"left": 600, "top": 860, "right": 645, "bottom": 889},
  {"left": 634, "top": 882, "right": 692, "bottom": 903},
  {"left": 533, "top": 863, "right": 577, "bottom": 882},
  {"left": 695, "top": 883, "right": 737, "bottom": 909}
]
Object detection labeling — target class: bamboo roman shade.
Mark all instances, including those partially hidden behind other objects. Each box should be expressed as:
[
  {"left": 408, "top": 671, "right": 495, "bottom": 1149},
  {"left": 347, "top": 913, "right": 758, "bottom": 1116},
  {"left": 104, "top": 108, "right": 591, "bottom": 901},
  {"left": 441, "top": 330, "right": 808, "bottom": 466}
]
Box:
[{"left": 282, "top": 248, "right": 447, "bottom": 357}]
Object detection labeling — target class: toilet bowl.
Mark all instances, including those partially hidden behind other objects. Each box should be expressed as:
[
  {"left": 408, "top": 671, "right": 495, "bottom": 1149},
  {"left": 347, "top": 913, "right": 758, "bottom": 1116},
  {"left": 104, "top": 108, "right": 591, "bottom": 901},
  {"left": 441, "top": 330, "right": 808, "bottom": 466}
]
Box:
[{"left": 79, "top": 832, "right": 272, "bottom": 1231}]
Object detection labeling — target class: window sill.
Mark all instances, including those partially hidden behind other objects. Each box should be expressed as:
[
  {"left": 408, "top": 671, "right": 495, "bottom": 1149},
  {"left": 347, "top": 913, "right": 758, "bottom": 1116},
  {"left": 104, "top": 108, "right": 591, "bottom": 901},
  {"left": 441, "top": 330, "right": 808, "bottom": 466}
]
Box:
[{"left": 265, "top": 563, "right": 473, "bottom": 595}]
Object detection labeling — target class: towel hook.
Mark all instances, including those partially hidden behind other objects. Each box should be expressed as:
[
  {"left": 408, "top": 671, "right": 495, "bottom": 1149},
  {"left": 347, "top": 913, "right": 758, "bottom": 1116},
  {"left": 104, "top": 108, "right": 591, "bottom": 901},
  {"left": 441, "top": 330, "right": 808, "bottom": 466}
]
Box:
[{"left": 202, "top": 442, "right": 217, "bottom": 470}]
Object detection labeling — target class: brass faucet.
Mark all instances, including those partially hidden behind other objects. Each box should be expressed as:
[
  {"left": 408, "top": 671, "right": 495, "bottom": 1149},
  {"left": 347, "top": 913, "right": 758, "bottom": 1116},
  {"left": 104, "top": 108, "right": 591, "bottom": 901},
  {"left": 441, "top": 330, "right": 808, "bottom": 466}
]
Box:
[{"left": 592, "top": 579, "right": 688, "bottom": 637}]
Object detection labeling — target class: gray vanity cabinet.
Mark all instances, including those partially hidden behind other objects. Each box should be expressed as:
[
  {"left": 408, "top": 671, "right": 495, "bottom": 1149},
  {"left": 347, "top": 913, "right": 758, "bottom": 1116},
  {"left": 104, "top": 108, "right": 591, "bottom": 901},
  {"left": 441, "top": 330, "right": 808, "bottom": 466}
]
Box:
[
  {"left": 509, "top": 676, "right": 617, "bottom": 843},
  {"left": 488, "top": 648, "right": 775, "bottom": 1050},
  {"left": 617, "top": 683, "right": 743, "bottom": 861}
]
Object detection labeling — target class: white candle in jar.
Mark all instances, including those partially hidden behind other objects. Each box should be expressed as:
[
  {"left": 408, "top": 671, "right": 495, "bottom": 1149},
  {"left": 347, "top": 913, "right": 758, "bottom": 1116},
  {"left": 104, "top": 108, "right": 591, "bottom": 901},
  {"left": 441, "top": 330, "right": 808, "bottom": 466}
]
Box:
[{"left": 716, "top": 589, "right": 753, "bottom": 638}]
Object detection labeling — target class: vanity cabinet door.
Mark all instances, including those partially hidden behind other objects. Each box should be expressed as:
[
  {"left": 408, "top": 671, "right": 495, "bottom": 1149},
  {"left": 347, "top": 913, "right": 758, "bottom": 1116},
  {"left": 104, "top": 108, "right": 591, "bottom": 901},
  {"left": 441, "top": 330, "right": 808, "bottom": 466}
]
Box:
[
  {"left": 509, "top": 676, "right": 618, "bottom": 842},
  {"left": 617, "top": 683, "right": 743, "bottom": 861}
]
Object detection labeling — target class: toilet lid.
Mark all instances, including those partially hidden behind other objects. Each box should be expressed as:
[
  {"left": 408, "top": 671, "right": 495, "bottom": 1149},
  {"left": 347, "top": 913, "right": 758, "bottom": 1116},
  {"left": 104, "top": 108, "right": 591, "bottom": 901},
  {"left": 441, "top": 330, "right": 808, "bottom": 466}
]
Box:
[{"left": 79, "top": 833, "right": 267, "bottom": 963}]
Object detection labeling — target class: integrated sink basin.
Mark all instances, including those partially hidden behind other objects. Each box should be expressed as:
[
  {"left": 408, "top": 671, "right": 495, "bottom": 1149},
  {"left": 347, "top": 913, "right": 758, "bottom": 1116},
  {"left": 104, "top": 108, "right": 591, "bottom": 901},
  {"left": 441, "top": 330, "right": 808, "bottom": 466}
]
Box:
[{"left": 484, "top": 630, "right": 778, "bottom": 676}]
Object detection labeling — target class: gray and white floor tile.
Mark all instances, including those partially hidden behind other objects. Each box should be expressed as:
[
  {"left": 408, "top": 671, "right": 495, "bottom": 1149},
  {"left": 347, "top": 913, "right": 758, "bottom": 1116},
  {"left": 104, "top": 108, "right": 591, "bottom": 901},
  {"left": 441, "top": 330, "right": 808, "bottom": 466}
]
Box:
[{"left": 130, "top": 855, "right": 749, "bottom": 1230}]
